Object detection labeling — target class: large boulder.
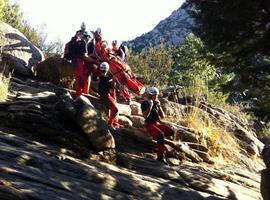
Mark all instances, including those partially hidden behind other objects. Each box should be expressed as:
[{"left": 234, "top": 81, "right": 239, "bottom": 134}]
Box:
[
  {"left": 130, "top": 115, "right": 145, "bottom": 128},
  {"left": 0, "top": 22, "right": 44, "bottom": 76},
  {"left": 118, "top": 115, "right": 133, "bottom": 128},
  {"left": 35, "top": 56, "right": 75, "bottom": 87},
  {"left": 160, "top": 98, "right": 187, "bottom": 119},
  {"left": 75, "top": 95, "right": 115, "bottom": 149},
  {"left": 117, "top": 103, "right": 132, "bottom": 116},
  {"left": 130, "top": 101, "right": 142, "bottom": 115}
]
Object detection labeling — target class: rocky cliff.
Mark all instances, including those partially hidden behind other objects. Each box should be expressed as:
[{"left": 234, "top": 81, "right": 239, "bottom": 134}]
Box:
[
  {"left": 125, "top": 2, "right": 197, "bottom": 51},
  {"left": 0, "top": 75, "right": 265, "bottom": 200}
]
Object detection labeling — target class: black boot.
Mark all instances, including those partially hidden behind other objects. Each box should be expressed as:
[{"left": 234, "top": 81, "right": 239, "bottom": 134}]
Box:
[{"left": 156, "top": 155, "right": 168, "bottom": 165}]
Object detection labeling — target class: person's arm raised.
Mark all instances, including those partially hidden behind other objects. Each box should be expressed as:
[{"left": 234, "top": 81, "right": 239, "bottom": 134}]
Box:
[
  {"left": 142, "top": 100, "right": 153, "bottom": 119},
  {"left": 155, "top": 99, "right": 165, "bottom": 119}
]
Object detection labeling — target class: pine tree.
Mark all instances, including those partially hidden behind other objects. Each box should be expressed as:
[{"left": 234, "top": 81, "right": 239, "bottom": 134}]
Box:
[{"left": 191, "top": 0, "right": 270, "bottom": 120}]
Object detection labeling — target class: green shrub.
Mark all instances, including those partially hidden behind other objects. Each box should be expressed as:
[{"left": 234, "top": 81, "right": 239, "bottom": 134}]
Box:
[
  {"left": 42, "top": 39, "right": 64, "bottom": 58},
  {"left": 0, "top": 0, "right": 6, "bottom": 20},
  {"left": 128, "top": 42, "right": 173, "bottom": 89},
  {"left": 0, "top": 0, "right": 63, "bottom": 57},
  {"left": 172, "top": 34, "right": 216, "bottom": 87},
  {"left": 1, "top": 0, "right": 22, "bottom": 29},
  {"left": 171, "top": 34, "right": 233, "bottom": 106}
]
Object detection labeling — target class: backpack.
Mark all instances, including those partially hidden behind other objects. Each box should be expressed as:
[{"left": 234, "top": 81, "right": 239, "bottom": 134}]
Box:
[{"left": 64, "top": 37, "right": 77, "bottom": 61}]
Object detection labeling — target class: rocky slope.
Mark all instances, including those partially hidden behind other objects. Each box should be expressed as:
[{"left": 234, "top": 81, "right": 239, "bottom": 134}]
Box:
[
  {"left": 0, "top": 76, "right": 265, "bottom": 200},
  {"left": 125, "top": 2, "right": 197, "bottom": 51}
]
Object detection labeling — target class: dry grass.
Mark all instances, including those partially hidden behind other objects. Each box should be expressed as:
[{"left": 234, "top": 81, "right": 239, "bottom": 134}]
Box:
[
  {"left": 0, "top": 71, "right": 10, "bottom": 102},
  {"left": 172, "top": 87, "right": 242, "bottom": 164},
  {"left": 170, "top": 84, "right": 248, "bottom": 163},
  {"left": 223, "top": 103, "right": 253, "bottom": 121},
  {"left": 183, "top": 107, "right": 240, "bottom": 158}
]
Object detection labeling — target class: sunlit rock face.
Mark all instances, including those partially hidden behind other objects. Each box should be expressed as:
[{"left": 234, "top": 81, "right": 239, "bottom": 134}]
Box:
[
  {"left": 0, "top": 22, "right": 44, "bottom": 76},
  {"left": 125, "top": 2, "right": 197, "bottom": 51}
]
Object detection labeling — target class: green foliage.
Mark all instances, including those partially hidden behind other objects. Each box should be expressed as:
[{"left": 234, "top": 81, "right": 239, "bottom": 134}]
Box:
[
  {"left": 129, "top": 35, "right": 232, "bottom": 107},
  {"left": 171, "top": 34, "right": 216, "bottom": 87},
  {"left": 256, "top": 122, "right": 270, "bottom": 144},
  {"left": 2, "top": 1, "right": 22, "bottom": 29},
  {"left": 191, "top": 0, "right": 270, "bottom": 120},
  {"left": 171, "top": 34, "right": 232, "bottom": 105},
  {"left": 19, "top": 20, "right": 47, "bottom": 49},
  {"left": 192, "top": 0, "right": 269, "bottom": 54},
  {"left": 1, "top": 0, "right": 44, "bottom": 48},
  {"left": 0, "top": 0, "right": 7, "bottom": 20},
  {"left": 128, "top": 42, "right": 173, "bottom": 89},
  {"left": 0, "top": 0, "right": 63, "bottom": 58},
  {"left": 43, "top": 39, "right": 64, "bottom": 58}
]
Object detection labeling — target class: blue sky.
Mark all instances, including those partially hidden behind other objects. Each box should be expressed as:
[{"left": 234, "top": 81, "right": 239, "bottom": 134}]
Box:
[{"left": 10, "top": 0, "right": 184, "bottom": 44}]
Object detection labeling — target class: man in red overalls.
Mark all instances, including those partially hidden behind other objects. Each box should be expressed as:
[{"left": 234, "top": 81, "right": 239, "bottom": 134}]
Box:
[
  {"left": 141, "top": 87, "right": 174, "bottom": 164},
  {"left": 74, "top": 31, "right": 98, "bottom": 97},
  {"left": 98, "top": 62, "right": 120, "bottom": 130},
  {"left": 94, "top": 28, "right": 111, "bottom": 62}
]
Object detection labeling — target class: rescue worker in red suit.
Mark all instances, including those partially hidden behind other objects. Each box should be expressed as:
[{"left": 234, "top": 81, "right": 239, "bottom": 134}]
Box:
[
  {"left": 111, "top": 40, "right": 126, "bottom": 62},
  {"left": 74, "top": 31, "right": 96, "bottom": 97},
  {"left": 84, "top": 32, "right": 101, "bottom": 94},
  {"left": 93, "top": 28, "right": 103, "bottom": 57},
  {"left": 111, "top": 40, "right": 118, "bottom": 53},
  {"left": 98, "top": 62, "right": 120, "bottom": 130},
  {"left": 141, "top": 87, "right": 174, "bottom": 164},
  {"left": 94, "top": 28, "right": 111, "bottom": 62},
  {"left": 75, "top": 22, "right": 86, "bottom": 38}
]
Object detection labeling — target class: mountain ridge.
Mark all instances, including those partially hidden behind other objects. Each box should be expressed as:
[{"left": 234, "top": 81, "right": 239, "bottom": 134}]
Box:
[{"left": 125, "top": 2, "right": 197, "bottom": 51}]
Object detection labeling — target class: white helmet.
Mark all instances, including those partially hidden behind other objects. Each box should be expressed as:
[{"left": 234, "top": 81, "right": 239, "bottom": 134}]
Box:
[
  {"left": 96, "top": 27, "right": 101, "bottom": 34},
  {"left": 81, "top": 22, "right": 86, "bottom": 29},
  {"left": 100, "top": 62, "right": 109, "bottom": 71},
  {"left": 148, "top": 86, "right": 159, "bottom": 95},
  {"left": 83, "top": 31, "right": 93, "bottom": 39},
  {"left": 112, "top": 40, "right": 117, "bottom": 45}
]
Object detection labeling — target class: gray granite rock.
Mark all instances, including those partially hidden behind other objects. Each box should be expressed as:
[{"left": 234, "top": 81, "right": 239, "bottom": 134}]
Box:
[{"left": 0, "top": 22, "right": 44, "bottom": 76}]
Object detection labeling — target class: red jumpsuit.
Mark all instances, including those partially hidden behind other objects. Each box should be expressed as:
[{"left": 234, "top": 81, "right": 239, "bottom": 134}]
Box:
[
  {"left": 74, "top": 40, "right": 89, "bottom": 97},
  {"left": 141, "top": 100, "right": 174, "bottom": 158},
  {"left": 98, "top": 75, "right": 119, "bottom": 128}
]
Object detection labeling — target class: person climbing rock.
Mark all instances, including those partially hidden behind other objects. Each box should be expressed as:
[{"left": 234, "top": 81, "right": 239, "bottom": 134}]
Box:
[
  {"left": 97, "top": 62, "right": 120, "bottom": 130},
  {"left": 141, "top": 86, "right": 174, "bottom": 164}
]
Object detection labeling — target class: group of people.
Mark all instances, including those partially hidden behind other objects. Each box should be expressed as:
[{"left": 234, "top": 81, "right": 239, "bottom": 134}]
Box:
[
  {"left": 65, "top": 22, "right": 174, "bottom": 164},
  {"left": 64, "top": 22, "right": 129, "bottom": 130}
]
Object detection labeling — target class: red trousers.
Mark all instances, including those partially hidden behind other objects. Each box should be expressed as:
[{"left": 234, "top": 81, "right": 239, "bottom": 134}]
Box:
[
  {"left": 146, "top": 122, "right": 174, "bottom": 157},
  {"left": 75, "top": 59, "right": 89, "bottom": 97},
  {"left": 100, "top": 91, "right": 119, "bottom": 128},
  {"left": 85, "top": 61, "right": 100, "bottom": 79}
]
